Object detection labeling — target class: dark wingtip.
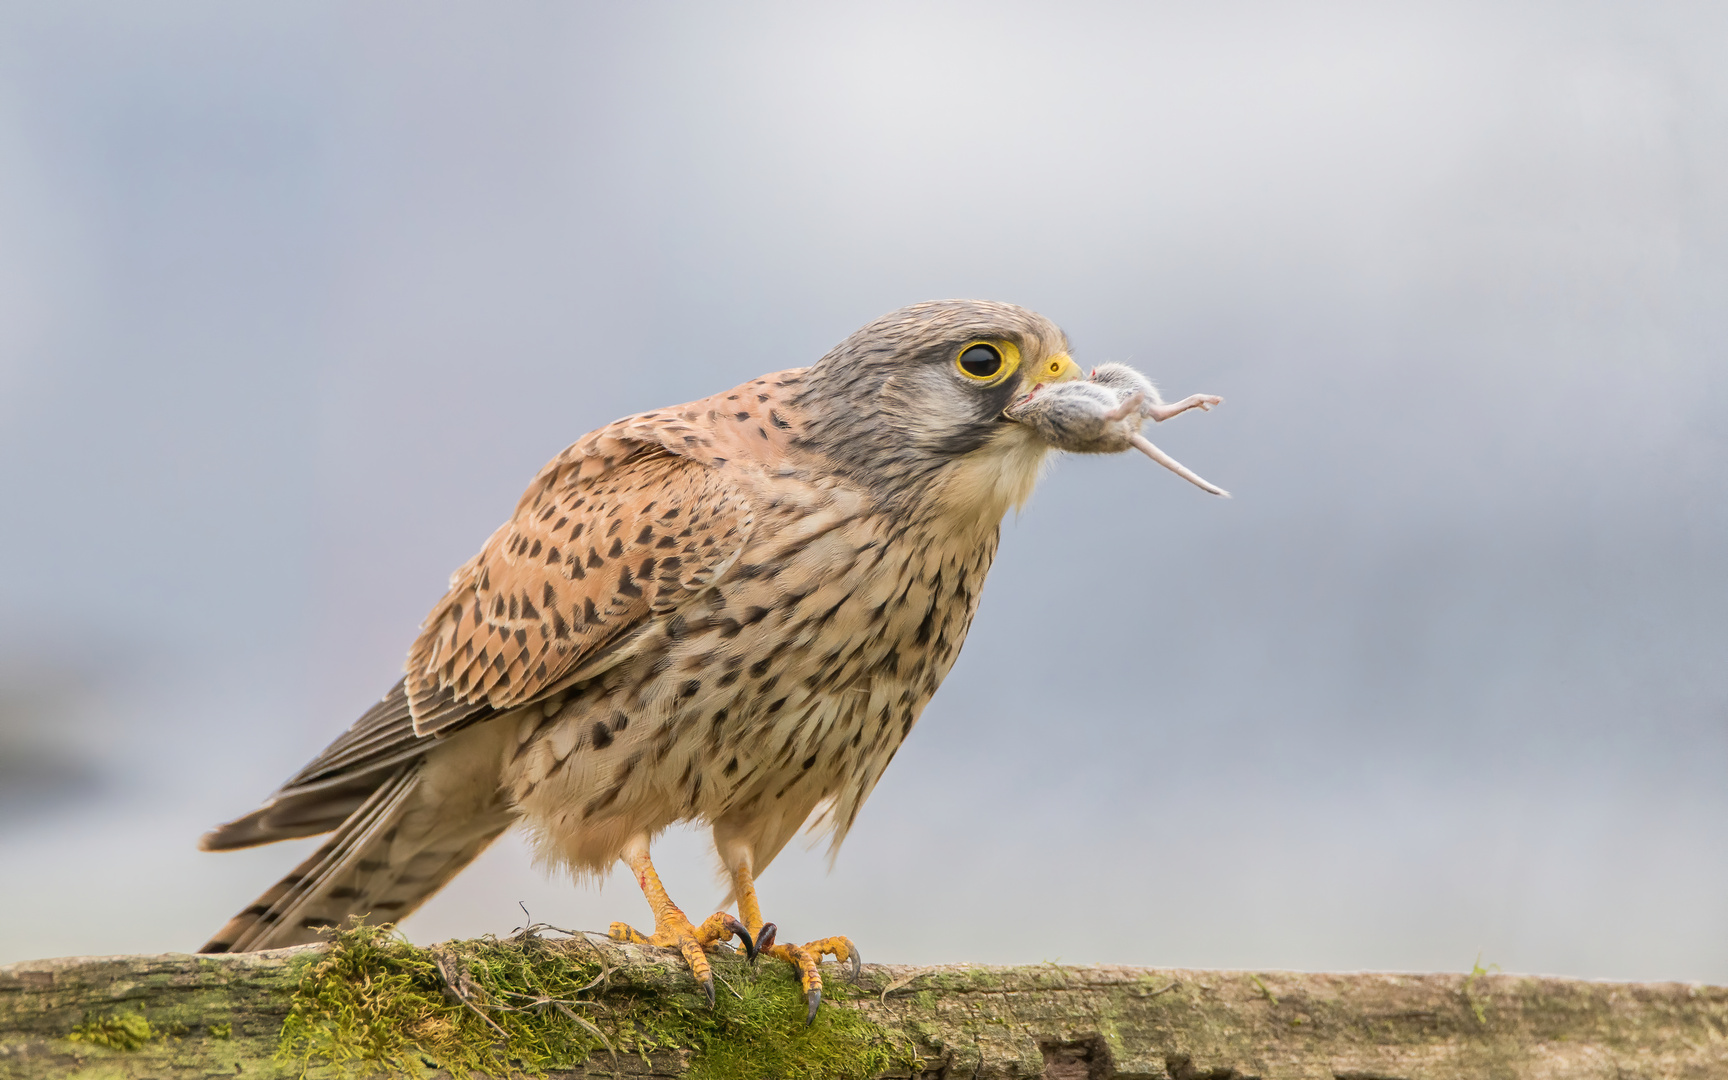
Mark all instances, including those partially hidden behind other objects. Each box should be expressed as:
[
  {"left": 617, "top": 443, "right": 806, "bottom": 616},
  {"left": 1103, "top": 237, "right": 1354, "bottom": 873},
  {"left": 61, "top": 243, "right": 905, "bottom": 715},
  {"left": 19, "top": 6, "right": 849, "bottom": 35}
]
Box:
[
  {"left": 805, "top": 987, "right": 821, "bottom": 1026},
  {"left": 200, "top": 942, "right": 232, "bottom": 954}
]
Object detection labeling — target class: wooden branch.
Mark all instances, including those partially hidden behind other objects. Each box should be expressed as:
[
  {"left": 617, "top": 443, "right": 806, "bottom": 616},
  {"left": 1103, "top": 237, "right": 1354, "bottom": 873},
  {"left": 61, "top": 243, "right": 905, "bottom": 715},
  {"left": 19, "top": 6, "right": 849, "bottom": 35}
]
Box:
[{"left": 3, "top": 939, "right": 1725, "bottom": 1078}]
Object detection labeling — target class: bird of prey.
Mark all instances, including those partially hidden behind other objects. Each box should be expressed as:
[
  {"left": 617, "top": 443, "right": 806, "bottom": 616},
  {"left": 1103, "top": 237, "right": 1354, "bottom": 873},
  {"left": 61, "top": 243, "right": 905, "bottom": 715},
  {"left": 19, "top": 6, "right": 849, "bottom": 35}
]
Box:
[{"left": 198, "top": 299, "right": 1225, "bottom": 1015}]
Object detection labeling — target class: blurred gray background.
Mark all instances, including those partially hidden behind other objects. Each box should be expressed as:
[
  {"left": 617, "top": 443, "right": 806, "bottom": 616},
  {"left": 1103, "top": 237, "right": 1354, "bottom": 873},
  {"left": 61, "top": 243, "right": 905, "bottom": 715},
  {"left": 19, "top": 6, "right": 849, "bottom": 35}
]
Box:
[{"left": 1, "top": 2, "right": 1724, "bottom": 980}]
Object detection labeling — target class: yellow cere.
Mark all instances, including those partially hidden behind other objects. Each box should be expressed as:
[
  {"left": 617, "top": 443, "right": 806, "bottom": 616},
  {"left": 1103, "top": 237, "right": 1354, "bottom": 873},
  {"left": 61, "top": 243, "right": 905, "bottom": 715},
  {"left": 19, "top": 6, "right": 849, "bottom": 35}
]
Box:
[{"left": 1030, "top": 353, "right": 1083, "bottom": 389}]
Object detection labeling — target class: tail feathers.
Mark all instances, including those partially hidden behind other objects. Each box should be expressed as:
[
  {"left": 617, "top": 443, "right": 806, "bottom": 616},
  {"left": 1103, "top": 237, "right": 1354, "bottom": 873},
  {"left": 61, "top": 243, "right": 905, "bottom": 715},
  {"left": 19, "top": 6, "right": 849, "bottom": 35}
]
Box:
[
  {"left": 199, "top": 764, "right": 511, "bottom": 953},
  {"left": 198, "top": 772, "right": 391, "bottom": 852}
]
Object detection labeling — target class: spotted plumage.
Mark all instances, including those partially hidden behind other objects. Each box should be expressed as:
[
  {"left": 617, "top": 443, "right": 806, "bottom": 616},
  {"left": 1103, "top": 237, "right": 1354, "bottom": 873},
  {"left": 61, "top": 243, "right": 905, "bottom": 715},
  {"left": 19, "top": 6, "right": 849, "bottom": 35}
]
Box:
[{"left": 199, "top": 299, "right": 1224, "bottom": 1008}]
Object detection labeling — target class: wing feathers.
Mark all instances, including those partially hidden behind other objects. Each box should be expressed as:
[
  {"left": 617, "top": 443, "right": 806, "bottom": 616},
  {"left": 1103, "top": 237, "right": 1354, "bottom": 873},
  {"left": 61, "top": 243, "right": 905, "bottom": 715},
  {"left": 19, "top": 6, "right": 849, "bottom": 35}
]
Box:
[
  {"left": 200, "top": 395, "right": 780, "bottom": 952},
  {"left": 199, "top": 680, "right": 487, "bottom": 852},
  {"left": 406, "top": 446, "right": 753, "bottom": 734}
]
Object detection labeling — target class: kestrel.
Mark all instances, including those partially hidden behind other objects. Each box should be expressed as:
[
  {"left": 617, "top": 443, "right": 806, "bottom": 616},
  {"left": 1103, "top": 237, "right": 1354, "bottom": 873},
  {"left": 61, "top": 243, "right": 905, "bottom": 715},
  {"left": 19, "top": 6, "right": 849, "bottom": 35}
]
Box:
[{"left": 199, "top": 300, "right": 1225, "bottom": 1015}]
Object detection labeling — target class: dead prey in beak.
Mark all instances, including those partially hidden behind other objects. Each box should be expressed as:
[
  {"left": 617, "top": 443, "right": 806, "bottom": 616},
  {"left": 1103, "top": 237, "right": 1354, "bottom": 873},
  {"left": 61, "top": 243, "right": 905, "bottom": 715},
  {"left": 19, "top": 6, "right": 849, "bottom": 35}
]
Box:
[{"left": 1005, "top": 362, "right": 1229, "bottom": 496}]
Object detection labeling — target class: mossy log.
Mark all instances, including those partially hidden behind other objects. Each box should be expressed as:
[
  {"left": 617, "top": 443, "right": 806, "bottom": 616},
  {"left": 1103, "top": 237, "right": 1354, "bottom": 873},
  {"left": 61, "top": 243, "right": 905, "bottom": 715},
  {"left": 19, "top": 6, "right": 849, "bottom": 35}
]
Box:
[{"left": 3, "top": 935, "right": 1726, "bottom": 1079}]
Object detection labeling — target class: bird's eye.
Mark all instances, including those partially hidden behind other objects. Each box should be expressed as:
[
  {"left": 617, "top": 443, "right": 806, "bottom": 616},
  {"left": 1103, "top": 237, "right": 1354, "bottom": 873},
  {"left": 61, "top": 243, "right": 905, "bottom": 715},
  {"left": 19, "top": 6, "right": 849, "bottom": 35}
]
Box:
[{"left": 957, "top": 343, "right": 1004, "bottom": 380}]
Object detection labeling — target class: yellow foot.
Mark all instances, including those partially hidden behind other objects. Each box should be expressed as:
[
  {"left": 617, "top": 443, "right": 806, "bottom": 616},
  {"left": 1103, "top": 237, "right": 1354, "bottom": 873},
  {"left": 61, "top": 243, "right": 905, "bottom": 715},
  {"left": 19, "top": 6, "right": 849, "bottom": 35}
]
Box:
[
  {"left": 754, "top": 924, "right": 861, "bottom": 1023},
  {"left": 609, "top": 910, "right": 754, "bottom": 1007}
]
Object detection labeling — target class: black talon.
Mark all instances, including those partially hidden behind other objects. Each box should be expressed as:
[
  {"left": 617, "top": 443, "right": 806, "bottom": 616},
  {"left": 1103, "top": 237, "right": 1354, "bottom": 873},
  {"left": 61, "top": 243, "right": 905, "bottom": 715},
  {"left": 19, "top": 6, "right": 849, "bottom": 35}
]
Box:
[
  {"left": 847, "top": 945, "right": 862, "bottom": 983},
  {"left": 723, "top": 913, "right": 757, "bottom": 962},
  {"left": 701, "top": 975, "right": 716, "bottom": 1009},
  {"left": 805, "top": 987, "right": 821, "bottom": 1026},
  {"left": 754, "top": 922, "right": 777, "bottom": 961}
]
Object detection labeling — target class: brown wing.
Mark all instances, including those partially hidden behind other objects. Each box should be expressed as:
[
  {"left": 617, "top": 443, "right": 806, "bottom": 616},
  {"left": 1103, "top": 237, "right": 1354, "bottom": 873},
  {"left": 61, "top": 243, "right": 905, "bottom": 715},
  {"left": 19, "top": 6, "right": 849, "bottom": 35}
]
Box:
[
  {"left": 201, "top": 384, "right": 795, "bottom": 856},
  {"left": 406, "top": 444, "right": 754, "bottom": 734}
]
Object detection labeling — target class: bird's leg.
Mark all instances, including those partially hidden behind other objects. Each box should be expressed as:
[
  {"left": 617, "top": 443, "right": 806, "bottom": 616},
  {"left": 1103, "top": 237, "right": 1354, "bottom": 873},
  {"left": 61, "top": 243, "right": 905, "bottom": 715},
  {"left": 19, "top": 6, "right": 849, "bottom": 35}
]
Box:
[
  {"left": 608, "top": 837, "right": 754, "bottom": 1006},
  {"left": 728, "top": 859, "right": 860, "bottom": 1024}
]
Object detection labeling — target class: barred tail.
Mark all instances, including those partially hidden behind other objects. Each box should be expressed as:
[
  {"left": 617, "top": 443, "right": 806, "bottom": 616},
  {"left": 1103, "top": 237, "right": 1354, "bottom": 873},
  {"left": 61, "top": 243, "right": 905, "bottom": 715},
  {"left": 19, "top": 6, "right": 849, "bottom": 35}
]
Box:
[{"left": 200, "top": 763, "right": 512, "bottom": 953}]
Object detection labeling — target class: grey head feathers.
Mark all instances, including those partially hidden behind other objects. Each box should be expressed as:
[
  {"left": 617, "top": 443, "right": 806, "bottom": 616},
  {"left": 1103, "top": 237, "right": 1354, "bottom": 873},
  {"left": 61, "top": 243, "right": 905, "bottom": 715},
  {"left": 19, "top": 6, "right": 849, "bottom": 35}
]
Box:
[{"left": 794, "top": 299, "right": 1068, "bottom": 499}]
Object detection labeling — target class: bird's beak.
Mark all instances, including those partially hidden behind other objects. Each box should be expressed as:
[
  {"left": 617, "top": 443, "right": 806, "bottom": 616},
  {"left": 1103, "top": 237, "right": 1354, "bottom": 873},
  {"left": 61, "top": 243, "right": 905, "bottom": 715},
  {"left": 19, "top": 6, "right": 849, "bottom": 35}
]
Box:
[{"left": 1011, "top": 352, "right": 1084, "bottom": 407}]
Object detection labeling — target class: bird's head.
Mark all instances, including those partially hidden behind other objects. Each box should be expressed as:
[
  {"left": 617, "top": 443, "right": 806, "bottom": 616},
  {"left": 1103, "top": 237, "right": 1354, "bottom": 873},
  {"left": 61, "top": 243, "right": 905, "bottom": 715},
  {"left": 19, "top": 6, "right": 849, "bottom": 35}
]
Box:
[{"left": 796, "top": 299, "right": 1224, "bottom": 520}]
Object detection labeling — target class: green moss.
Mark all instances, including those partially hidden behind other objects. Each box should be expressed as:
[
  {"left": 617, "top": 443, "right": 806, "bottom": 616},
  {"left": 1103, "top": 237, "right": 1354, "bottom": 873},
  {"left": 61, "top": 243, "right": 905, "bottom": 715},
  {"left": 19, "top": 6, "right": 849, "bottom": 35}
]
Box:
[
  {"left": 681, "top": 967, "right": 896, "bottom": 1080},
  {"left": 69, "top": 1011, "right": 156, "bottom": 1051},
  {"left": 1464, "top": 954, "right": 1502, "bottom": 1027},
  {"left": 210, "top": 1022, "right": 234, "bottom": 1040},
  {"left": 1250, "top": 974, "right": 1279, "bottom": 1006},
  {"left": 277, "top": 923, "right": 902, "bottom": 1080}
]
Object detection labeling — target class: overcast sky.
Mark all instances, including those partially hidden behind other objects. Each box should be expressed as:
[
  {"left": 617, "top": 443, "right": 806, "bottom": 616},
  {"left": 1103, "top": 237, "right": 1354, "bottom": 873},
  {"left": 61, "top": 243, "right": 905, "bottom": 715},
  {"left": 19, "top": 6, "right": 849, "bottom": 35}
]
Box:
[{"left": 1, "top": 2, "right": 1725, "bottom": 982}]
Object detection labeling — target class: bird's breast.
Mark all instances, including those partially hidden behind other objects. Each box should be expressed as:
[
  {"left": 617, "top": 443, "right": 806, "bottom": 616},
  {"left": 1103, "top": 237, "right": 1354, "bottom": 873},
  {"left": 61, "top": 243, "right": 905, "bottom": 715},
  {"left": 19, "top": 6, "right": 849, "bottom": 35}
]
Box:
[{"left": 502, "top": 489, "right": 1002, "bottom": 844}]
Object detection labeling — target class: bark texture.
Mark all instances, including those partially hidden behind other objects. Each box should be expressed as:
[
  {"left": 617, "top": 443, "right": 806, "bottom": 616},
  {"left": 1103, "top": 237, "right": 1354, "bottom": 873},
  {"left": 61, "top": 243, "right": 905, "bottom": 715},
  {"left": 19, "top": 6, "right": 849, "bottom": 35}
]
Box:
[{"left": 3, "top": 942, "right": 1725, "bottom": 1079}]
